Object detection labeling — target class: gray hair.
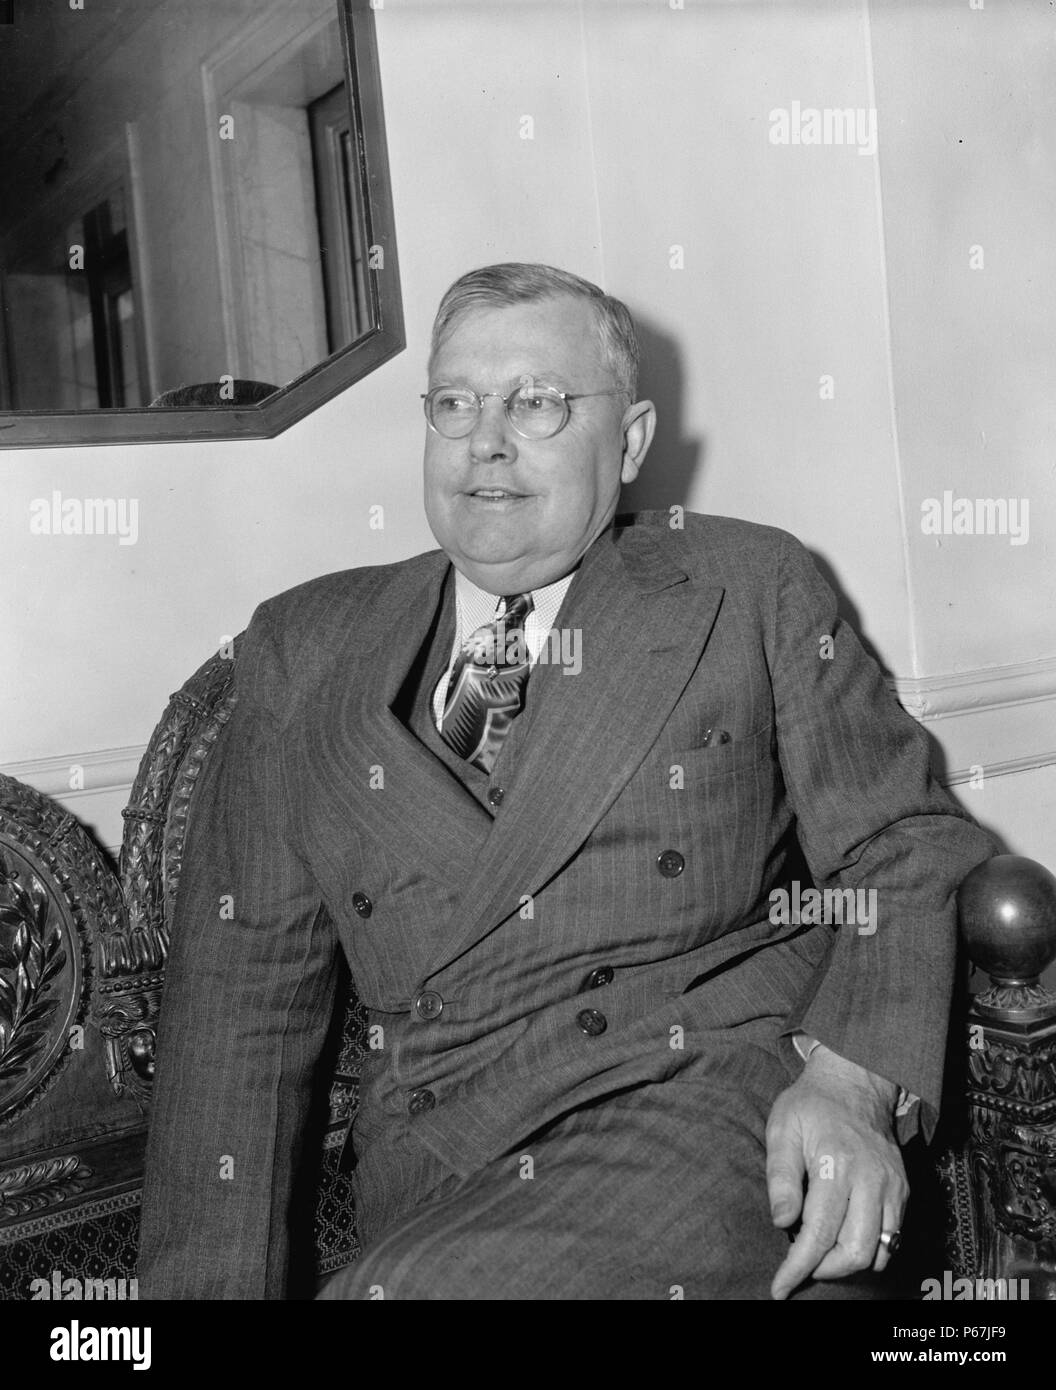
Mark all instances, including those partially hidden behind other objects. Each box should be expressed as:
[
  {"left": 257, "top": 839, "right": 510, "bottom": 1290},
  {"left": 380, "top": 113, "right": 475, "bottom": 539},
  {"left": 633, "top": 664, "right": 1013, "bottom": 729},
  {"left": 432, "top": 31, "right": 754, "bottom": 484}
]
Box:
[{"left": 429, "top": 262, "right": 640, "bottom": 402}]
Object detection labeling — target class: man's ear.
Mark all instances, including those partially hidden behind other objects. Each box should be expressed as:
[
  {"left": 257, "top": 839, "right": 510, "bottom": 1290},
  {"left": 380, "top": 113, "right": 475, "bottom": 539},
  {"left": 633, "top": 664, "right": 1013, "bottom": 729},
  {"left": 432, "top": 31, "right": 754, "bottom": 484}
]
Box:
[{"left": 619, "top": 399, "right": 657, "bottom": 485}]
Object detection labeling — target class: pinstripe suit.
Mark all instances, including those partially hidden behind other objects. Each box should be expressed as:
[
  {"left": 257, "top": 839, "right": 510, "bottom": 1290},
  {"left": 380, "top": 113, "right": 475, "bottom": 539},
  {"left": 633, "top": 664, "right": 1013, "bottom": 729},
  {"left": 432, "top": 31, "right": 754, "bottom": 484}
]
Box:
[{"left": 137, "top": 511, "right": 995, "bottom": 1299}]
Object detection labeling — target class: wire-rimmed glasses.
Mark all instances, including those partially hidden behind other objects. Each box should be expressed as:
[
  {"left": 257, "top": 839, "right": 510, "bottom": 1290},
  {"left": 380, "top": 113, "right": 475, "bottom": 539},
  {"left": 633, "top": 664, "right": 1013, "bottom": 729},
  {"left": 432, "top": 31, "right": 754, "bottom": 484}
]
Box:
[{"left": 421, "top": 383, "right": 624, "bottom": 440}]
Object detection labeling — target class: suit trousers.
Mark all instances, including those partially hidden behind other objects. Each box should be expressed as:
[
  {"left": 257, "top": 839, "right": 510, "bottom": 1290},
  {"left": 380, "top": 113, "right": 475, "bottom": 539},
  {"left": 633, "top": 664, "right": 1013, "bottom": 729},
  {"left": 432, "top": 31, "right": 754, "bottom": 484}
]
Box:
[{"left": 317, "top": 1029, "right": 884, "bottom": 1301}]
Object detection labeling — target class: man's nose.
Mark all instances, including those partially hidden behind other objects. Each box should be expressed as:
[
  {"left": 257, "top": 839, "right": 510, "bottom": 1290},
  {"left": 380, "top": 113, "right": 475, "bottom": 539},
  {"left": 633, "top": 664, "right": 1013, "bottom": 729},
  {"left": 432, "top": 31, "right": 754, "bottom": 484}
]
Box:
[{"left": 468, "top": 397, "right": 518, "bottom": 464}]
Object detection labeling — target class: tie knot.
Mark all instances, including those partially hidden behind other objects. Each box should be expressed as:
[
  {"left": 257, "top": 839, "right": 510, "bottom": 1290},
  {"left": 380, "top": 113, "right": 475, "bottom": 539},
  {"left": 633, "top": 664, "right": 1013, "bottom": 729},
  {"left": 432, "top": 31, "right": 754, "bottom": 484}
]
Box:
[{"left": 501, "top": 593, "right": 533, "bottom": 625}]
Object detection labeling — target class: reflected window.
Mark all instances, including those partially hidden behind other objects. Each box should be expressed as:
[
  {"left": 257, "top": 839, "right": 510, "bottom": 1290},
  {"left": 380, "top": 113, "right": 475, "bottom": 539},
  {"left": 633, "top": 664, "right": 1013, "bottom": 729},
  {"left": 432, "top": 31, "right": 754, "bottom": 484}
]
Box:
[
  {"left": 75, "top": 196, "right": 141, "bottom": 408},
  {"left": 310, "top": 83, "right": 371, "bottom": 353},
  {"left": 0, "top": 0, "right": 402, "bottom": 447},
  {"left": 3, "top": 188, "right": 143, "bottom": 410}
]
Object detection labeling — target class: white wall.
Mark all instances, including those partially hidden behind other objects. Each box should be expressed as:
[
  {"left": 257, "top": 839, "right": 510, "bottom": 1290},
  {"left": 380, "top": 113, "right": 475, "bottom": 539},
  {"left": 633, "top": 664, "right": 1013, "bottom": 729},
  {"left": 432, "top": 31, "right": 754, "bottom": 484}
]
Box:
[{"left": 2, "top": 0, "right": 1053, "bottom": 893}]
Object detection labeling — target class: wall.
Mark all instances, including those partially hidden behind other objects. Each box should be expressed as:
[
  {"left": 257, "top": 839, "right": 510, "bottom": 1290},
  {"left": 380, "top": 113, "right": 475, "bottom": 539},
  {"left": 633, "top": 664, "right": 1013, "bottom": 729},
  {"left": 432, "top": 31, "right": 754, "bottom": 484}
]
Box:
[
  {"left": 2, "top": 0, "right": 1053, "bottom": 885},
  {"left": 867, "top": 0, "right": 1056, "bottom": 866}
]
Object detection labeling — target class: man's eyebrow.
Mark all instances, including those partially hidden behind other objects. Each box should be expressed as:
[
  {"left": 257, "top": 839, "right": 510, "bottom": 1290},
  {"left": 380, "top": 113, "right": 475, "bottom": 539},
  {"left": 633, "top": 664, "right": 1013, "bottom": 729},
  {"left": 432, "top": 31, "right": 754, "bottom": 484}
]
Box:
[
  {"left": 508, "top": 370, "right": 574, "bottom": 390},
  {"left": 428, "top": 371, "right": 577, "bottom": 391}
]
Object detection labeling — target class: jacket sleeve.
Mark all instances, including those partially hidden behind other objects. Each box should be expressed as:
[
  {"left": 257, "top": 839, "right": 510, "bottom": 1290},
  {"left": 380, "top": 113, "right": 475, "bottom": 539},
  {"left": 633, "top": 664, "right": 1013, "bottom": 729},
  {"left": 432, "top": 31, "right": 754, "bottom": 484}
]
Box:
[
  {"left": 769, "top": 531, "right": 997, "bottom": 1142},
  {"left": 137, "top": 602, "right": 340, "bottom": 1298}
]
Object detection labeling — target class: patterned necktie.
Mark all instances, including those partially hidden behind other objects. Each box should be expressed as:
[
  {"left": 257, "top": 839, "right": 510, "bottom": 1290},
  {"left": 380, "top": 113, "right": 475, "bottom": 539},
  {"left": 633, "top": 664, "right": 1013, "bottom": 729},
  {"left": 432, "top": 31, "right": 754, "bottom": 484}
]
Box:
[{"left": 440, "top": 592, "right": 534, "bottom": 773}]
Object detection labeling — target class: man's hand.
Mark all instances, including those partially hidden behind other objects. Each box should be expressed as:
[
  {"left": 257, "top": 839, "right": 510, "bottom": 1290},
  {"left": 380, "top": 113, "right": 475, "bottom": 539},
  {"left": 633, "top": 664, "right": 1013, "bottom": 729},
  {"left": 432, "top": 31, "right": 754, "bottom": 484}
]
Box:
[{"left": 765, "top": 1044, "right": 908, "bottom": 1300}]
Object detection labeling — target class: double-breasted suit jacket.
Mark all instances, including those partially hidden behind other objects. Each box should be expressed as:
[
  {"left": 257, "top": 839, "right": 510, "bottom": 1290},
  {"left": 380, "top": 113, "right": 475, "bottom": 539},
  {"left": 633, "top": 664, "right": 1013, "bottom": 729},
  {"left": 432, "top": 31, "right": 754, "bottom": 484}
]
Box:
[{"left": 138, "top": 511, "right": 995, "bottom": 1298}]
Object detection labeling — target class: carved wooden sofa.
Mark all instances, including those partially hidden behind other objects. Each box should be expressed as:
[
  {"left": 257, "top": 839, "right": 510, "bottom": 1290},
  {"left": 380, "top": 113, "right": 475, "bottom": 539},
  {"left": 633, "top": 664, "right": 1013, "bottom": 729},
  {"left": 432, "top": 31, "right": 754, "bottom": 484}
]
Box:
[{"left": 1, "top": 639, "right": 1054, "bottom": 1299}]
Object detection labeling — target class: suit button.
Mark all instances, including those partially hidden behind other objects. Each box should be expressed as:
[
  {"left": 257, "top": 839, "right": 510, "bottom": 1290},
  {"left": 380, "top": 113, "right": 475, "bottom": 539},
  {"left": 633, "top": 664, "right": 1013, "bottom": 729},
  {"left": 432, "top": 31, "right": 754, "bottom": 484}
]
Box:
[
  {"left": 576, "top": 1008, "right": 607, "bottom": 1036},
  {"left": 352, "top": 892, "right": 373, "bottom": 917},
  {"left": 415, "top": 990, "right": 444, "bottom": 1020},
  {"left": 657, "top": 850, "right": 685, "bottom": 878},
  {"left": 584, "top": 966, "right": 614, "bottom": 989},
  {"left": 408, "top": 1088, "right": 436, "bottom": 1115},
  {"left": 487, "top": 786, "right": 504, "bottom": 807}
]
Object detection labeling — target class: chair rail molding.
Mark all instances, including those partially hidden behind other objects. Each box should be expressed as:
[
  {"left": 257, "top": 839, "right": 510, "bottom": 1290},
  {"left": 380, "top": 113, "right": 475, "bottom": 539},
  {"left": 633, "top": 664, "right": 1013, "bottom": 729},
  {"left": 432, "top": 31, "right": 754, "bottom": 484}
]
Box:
[
  {"left": 0, "top": 747, "right": 146, "bottom": 802},
  {"left": 888, "top": 654, "right": 1056, "bottom": 788},
  {"left": 891, "top": 653, "right": 1056, "bottom": 722}
]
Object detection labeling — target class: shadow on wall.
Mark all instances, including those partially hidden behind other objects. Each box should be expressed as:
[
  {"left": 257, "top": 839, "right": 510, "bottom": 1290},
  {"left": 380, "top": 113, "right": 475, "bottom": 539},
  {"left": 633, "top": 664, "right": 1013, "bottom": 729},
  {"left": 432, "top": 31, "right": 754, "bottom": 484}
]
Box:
[{"left": 619, "top": 310, "right": 705, "bottom": 516}]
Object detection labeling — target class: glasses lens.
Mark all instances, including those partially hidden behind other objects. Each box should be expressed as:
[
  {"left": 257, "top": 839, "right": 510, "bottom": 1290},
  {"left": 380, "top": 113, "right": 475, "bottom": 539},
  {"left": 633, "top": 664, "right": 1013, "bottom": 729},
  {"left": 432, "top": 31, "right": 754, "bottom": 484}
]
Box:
[
  {"left": 507, "top": 385, "right": 568, "bottom": 438},
  {"left": 427, "top": 388, "right": 479, "bottom": 437}
]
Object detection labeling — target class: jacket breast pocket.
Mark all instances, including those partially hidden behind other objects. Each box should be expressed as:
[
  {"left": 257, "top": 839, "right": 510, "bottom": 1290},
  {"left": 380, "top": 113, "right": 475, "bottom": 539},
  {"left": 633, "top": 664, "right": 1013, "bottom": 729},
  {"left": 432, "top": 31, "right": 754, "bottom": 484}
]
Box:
[{"left": 675, "top": 723, "right": 775, "bottom": 781}]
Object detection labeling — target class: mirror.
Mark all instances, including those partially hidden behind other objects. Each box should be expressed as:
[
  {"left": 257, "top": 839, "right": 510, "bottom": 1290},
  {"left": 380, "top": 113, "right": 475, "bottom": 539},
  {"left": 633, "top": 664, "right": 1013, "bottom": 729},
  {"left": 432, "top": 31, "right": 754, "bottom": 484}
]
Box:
[{"left": 0, "top": 0, "right": 402, "bottom": 448}]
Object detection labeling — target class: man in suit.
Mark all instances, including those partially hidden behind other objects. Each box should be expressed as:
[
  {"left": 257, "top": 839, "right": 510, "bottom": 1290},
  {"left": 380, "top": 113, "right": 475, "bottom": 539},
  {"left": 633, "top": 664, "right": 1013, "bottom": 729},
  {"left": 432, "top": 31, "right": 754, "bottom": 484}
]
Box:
[{"left": 138, "top": 263, "right": 995, "bottom": 1300}]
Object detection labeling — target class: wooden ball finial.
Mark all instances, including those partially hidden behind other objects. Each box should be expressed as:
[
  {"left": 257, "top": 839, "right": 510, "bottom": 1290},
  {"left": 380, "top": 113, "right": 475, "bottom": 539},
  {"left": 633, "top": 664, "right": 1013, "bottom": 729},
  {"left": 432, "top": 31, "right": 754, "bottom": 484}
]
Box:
[{"left": 957, "top": 854, "right": 1056, "bottom": 985}]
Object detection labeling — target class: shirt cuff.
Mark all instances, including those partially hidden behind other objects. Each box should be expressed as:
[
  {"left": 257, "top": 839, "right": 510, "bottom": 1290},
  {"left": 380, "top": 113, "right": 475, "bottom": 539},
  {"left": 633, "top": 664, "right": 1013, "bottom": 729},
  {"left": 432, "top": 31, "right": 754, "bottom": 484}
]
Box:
[{"left": 790, "top": 1032, "right": 918, "bottom": 1115}]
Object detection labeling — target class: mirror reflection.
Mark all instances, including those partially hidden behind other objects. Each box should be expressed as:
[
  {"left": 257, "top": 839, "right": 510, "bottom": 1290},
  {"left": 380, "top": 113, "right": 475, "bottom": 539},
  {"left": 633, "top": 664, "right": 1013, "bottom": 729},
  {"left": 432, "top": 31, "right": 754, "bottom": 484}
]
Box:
[{"left": 0, "top": 0, "right": 375, "bottom": 413}]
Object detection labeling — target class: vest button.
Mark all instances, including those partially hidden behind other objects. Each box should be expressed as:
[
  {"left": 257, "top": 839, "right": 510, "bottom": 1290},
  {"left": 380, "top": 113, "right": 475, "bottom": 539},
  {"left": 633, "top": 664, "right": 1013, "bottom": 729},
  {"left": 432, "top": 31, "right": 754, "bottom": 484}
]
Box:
[
  {"left": 584, "top": 966, "right": 614, "bottom": 990},
  {"left": 656, "top": 850, "right": 685, "bottom": 878},
  {"left": 415, "top": 990, "right": 444, "bottom": 1020},
  {"left": 487, "top": 786, "right": 504, "bottom": 807},
  {"left": 352, "top": 892, "right": 373, "bottom": 917},
  {"left": 576, "top": 1008, "right": 608, "bottom": 1037},
  {"left": 407, "top": 1088, "right": 436, "bottom": 1115}
]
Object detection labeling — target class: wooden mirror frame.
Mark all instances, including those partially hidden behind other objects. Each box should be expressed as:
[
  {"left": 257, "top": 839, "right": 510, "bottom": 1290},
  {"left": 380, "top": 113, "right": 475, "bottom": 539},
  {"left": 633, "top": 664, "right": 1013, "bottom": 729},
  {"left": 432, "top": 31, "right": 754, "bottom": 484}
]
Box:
[{"left": 0, "top": 0, "right": 402, "bottom": 451}]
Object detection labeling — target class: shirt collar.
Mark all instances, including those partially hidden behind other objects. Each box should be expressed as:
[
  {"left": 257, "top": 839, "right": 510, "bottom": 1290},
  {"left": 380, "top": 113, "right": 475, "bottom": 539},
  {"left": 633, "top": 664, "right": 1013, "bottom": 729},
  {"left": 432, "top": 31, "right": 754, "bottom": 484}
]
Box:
[{"left": 452, "top": 566, "right": 576, "bottom": 659}]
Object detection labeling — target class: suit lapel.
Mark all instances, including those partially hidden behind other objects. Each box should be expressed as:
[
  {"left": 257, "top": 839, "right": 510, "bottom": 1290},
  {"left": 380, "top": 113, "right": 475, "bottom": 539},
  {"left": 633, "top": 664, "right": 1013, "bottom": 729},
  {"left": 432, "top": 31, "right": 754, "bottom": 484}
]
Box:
[
  {"left": 424, "top": 522, "right": 726, "bottom": 978},
  {"left": 304, "top": 551, "right": 493, "bottom": 891}
]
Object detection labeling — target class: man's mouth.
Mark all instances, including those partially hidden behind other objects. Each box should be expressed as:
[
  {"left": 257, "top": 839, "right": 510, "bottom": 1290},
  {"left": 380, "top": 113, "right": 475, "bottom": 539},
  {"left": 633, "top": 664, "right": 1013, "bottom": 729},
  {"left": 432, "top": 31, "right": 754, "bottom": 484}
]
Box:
[{"left": 467, "top": 488, "right": 527, "bottom": 500}]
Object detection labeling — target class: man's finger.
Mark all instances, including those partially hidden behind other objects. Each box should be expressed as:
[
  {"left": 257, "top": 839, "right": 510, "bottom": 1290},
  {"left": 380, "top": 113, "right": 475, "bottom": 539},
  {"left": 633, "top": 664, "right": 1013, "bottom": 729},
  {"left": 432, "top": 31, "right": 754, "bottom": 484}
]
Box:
[
  {"left": 769, "top": 1171, "right": 849, "bottom": 1300},
  {"left": 765, "top": 1120, "right": 806, "bottom": 1227},
  {"left": 871, "top": 1198, "right": 907, "bottom": 1274},
  {"left": 812, "top": 1181, "right": 883, "bottom": 1281}
]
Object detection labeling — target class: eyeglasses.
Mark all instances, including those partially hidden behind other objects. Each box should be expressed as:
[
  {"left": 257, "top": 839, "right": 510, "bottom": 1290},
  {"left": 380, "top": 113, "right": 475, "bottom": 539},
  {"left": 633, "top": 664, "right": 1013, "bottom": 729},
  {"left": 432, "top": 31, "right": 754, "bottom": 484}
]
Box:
[{"left": 421, "top": 383, "right": 625, "bottom": 440}]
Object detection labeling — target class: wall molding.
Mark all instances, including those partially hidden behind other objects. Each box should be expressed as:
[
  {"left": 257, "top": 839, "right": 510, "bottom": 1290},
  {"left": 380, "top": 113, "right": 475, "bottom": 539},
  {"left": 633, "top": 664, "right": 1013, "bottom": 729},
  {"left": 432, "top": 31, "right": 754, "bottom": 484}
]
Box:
[
  {"left": 0, "top": 746, "right": 145, "bottom": 802},
  {"left": 943, "top": 748, "right": 1056, "bottom": 787},
  {"left": 890, "top": 653, "right": 1056, "bottom": 722}
]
